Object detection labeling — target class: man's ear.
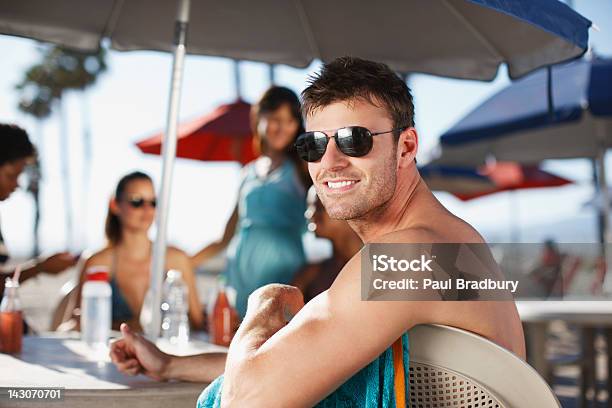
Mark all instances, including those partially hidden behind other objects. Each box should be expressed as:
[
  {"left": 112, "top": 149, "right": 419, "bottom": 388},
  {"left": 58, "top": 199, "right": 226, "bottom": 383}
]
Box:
[{"left": 397, "top": 127, "right": 418, "bottom": 168}]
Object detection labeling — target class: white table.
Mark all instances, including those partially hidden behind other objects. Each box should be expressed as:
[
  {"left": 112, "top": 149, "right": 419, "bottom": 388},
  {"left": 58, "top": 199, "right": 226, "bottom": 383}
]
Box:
[
  {"left": 0, "top": 333, "right": 225, "bottom": 408},
  {"left": 517, "top": 300, "right": 612, "bottom": 407}
]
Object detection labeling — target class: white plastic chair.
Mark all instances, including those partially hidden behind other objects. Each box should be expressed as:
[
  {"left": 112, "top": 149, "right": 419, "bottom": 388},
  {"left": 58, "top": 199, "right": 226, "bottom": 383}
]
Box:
[{"left": 408, "top": 324, "right": 560, "bottom": 408}]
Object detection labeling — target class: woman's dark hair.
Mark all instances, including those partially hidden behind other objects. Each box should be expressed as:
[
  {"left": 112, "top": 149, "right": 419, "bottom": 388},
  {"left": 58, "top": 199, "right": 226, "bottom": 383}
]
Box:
[
  {"left": 251, "top": 86, "right": 312, "bottom": 188},
  {"left": 0, "top": 124, "right": 36, "bottom": 166},
  {"left": 105, "top": 171, "right": 153, "bottom": 245}
]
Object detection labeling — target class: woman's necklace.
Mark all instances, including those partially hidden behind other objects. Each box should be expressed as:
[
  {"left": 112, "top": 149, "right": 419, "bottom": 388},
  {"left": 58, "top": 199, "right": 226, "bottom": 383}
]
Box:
[{"left": 255, "top": 156, "right": 284, "bottom": 180}]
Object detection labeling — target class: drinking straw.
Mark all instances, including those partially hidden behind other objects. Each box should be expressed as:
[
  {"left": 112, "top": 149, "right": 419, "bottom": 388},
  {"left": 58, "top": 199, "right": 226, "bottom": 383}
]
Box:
[{"left": 12, "top": 265, "right": 21, "bottom": 285}]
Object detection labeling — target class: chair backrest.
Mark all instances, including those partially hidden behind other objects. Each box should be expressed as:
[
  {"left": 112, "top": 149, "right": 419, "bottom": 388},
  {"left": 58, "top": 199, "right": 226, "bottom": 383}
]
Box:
[
  {"left": 49, "top": 251, "right": 90, "bottom": 331},
  {"left": 49, "top": 279, "right": 79, "bottom": 331},
  {"left": 407, "top": 324, "right": 560, "bottom": 408}
]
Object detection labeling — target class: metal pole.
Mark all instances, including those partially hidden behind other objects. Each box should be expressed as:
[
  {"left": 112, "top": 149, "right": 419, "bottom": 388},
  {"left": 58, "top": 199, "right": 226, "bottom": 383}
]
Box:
[
  {"left": 546, "top": 66, "right": 554, "bottom": 121},
  {"left": 144, "top": 0, "right": 191, "bottom": 338},
  {"left": 592, "top": 158, "right": 605, "bottom": 243},
  {"left": 82, "top": 91, "right": 92, "bottom": 250},
  {"left": 58, "top": 95, "right": 74, "bottom": 250},
  {"left": 597, "top": 152, "right": 611, "bottom": 242},
  {"left": 509, "top": 190, "right": 521, "bottom": 243},
  {"left": 268, "top": 64, "right": 275, "bottom": 85},
  {"left": 234, "top": 60, "right": 241, "bottom": 99},
  {"left": 32, "top": 120, "right": 44, "bottom": 256},
  {"left": 598, "top": 146, "right": 612, "bottom": 294},
  {"left": 595, "top": 113, "right": 612, "bottom": 293}
]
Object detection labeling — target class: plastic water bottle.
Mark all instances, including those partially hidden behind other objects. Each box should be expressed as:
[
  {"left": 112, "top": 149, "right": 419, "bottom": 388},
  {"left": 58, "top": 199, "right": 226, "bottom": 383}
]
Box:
[
  {"left": 161, "top": 269, "right": 189, "bottom": 345},
  {"left": 80, "top": 266, "right": 112, "bottom": 349}
]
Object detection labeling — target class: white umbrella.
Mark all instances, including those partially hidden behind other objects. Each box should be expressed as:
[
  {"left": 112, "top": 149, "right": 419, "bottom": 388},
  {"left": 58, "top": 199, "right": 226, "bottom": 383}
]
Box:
[
  {"left": 0, "top": 0, "right": 592, "bottom": 337},
  {"left": 0, "top": 0, "right": 592, "bottom": 80}
]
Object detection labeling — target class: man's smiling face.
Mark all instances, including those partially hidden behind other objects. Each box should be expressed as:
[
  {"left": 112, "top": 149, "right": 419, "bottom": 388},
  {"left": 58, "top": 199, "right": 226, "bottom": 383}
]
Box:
[{"left": 306, "top": 99, "right": 398, "bottom": 221}]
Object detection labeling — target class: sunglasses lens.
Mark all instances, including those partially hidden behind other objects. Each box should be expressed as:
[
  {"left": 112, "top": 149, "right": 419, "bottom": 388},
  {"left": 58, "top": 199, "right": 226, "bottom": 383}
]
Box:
[
  {"left": 296, "top": 128, "right": 375, "bottom": 162},
  {"left": 336, "top": 127, "right": 373, "bottom": 157},
  {"left": 296, "top": 132, "right": 328, "bottom": 162},
  {"left": 128, "top": 198, "right": 144, "bottom": 208},
  {"left": 127, "top": 198, "right": 156, "bottom": 208}
]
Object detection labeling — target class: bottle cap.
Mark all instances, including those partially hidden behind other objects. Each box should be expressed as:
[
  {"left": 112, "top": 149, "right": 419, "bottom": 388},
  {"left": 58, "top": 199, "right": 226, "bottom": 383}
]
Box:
[
  {"left": 166, "top": 269, "right": 182, "bottom": 280},
  {"left": 4, "top": 277, "right": 19, "bottom": 288},
  {"left": 86, "top": 266, "right": 109, "bottom": 282}
]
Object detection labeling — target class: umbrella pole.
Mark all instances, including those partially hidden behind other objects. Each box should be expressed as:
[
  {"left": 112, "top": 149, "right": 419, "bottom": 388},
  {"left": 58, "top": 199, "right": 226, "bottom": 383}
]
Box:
[
  {"left": 546, "top": 66, "right": 555, "bottom": 121},
  {"left": 145, "top": 0, "right": 191, "bottom": 339},
  {"left": 268, "top": 64, "right": 275, "bottom": 85},
  {"left": 596, "top": 145, "right": 612, "bottom": 293},
  {"left": 592, "top": 159, "right": 605, "bottom": 243},
  {"left": 234, "top": 60, "right": 241, "bottom": 99},
  {"left": 509, "top": 190, "right": 521, "bottom": 243}
]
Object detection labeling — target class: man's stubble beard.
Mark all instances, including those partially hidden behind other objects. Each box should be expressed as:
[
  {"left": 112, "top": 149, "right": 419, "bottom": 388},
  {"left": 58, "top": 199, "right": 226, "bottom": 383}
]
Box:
[{"left": 317, "top": 155, "right": 397, "bottom": 222}]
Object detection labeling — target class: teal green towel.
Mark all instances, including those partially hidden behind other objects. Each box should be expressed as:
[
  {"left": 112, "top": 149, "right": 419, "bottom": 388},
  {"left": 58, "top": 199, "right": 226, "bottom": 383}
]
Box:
[{"left": 197, "top": 333, "right": 409, "bottom": 408}]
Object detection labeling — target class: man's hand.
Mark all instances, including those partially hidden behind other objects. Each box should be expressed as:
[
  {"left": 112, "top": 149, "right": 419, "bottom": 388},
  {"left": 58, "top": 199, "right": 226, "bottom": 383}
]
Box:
[
  {"left": 39, "top": 252, "right": 78, "bottom": 274},
  {"left": 109, "top": 323, "right": 171, "bottom": 381},
  {"left": 242, "top": 284, "right": 305, "bottom": 342},
  {"left": 221, "top": 285, "right": 305, "bottom": 404}
]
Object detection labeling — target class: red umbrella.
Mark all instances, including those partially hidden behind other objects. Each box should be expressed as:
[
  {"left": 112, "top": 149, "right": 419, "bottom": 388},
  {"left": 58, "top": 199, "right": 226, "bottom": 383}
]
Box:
[
  {"left": 136, "top": 99, "right": 257, "bottom": 165},
  {"left": 453, "top": 162, "right": 572, "bottom": 201}
]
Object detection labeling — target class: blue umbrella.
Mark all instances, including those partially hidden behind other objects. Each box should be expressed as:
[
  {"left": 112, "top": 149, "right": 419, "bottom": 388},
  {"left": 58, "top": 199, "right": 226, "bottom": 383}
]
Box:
[{"left": 437, "top": 56, "right": 612, "bottom": 163}]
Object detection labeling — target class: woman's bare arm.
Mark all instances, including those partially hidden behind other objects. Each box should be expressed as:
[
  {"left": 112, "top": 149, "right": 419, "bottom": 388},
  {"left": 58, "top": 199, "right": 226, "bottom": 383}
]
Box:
[{"left": 190, "top": 206, "right": 238, "bottom": 269}]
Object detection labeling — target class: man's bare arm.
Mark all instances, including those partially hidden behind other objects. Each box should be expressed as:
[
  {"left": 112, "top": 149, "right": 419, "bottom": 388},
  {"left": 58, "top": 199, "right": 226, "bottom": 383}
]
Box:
[
  {"left": 110, "top": 324, "right": 226, "bottom": 383},
  {"left": 220, "top": 235, "right": 524, "bottom": 407},
  {"left": 220, "top": 255, "right": 426, "bottom": 407},
  {"left": 162, "top": 353, "right": 227, "bottom": 383}
]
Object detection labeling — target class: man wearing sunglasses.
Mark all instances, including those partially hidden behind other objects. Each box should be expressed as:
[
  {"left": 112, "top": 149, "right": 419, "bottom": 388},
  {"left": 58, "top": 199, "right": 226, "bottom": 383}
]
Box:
[{"left": 201, "top": 57, "right": 527, "bottom": 407}]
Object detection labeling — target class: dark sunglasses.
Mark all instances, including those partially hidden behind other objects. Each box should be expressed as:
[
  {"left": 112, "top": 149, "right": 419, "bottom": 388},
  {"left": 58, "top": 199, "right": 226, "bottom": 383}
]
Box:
[
  {"left": 295, "top": 126, "right": 407, "bottom": 162},
  {"left": 125, "top": 196, "right": 157, "bottom": 208}
]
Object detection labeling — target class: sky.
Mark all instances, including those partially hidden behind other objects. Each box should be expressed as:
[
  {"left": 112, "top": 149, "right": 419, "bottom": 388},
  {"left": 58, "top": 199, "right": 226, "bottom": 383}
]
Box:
[{"left": 1, "top": 0, "right": 612, "bottom": 259}]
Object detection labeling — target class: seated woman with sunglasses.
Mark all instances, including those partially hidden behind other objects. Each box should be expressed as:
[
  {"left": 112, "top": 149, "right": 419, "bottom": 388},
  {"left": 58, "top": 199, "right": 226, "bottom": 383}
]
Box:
[
  {"left": 191, "top": 86, "right": 311, "bottom": 318},
  {"left": 64, "top": 171, "right": 204, "bottom": 331}
]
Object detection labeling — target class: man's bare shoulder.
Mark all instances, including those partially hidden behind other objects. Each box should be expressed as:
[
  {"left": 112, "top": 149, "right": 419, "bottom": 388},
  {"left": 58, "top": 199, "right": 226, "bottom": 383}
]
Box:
[
  {"left": 379, "top": 212, "right": 485, "bottom": 244},
  {"left": 332, "top": 212, "right": 484, "bottom": 285}
]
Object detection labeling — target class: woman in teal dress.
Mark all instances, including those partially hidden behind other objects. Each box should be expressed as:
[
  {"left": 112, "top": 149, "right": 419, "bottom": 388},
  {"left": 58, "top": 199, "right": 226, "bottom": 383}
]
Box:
[{"left": 192, "top": 86, "right": 311, "bottom": 317}]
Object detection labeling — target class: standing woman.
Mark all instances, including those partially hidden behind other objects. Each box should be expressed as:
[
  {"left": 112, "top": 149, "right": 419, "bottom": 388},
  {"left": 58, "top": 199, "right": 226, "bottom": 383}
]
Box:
[
  {"left": 192, "top": 87, "right": 311, "bottom": 317},
  {"left": 69, "top": 172, "right": 204, "bottom": 331}
]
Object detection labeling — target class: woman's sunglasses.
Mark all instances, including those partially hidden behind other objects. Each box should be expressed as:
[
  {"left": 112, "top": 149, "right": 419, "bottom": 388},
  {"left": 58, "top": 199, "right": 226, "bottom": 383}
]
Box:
[
  {"left": 295, "top": 126, "right": 406, "bottom": 162},
  {"left": 125, "top": 196, "right": 157, "bottom": 208}
]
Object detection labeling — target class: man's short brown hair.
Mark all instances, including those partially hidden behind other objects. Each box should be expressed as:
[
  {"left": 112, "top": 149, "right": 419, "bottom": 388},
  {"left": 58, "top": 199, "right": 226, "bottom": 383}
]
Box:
[{"left": 301, "top": 56, "right": 414, "bottom": 141}]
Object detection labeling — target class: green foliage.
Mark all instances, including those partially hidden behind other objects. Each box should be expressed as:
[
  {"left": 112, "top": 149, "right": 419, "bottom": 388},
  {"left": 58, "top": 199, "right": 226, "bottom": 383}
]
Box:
[{"left": 16, "top": 44, "right": 108, "bottom": 119}]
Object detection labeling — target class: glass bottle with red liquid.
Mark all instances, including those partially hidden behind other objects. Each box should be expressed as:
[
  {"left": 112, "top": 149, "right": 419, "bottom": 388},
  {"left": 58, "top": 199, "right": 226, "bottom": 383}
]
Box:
[
  {"left": 208, "top": 278, "right": 238, "bottom": 347},
  {"left": 0, "top": 277, "right": 23, "bottom": 354}
]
